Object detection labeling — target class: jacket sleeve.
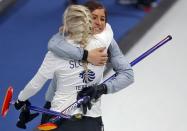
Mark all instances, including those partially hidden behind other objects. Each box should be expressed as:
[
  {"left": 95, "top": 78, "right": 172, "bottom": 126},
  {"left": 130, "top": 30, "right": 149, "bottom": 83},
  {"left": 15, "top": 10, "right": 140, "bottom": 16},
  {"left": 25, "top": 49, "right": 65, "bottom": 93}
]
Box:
[
  {"left": 18, "top": 52, "right": 58, "bottom": 101},
  {"left": 18, "top": 72, "right": 48, "bottom": 101},
  {"left": 45, "top": 74, "right": 57, "bottom": 102},
  {"left": 48, "top": 33, "right": 84, "bottom": 60},
  {"left": 104, "top": 39, "right": 134, "bottom": 94}
]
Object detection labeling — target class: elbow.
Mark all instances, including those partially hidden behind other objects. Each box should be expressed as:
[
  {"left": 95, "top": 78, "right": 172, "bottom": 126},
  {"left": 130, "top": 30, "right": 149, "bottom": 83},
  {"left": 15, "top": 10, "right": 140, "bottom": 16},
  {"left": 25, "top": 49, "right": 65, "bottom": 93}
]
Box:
[
  {"left": 129, "top": 75, "right": 134, "bottom": 86},
  {"left": 128, "top": 69, "right": 135, "bottom": 85},
  {"left": 48, "top": 41, "right": 54, "bottom": 51},
  {"left": 122, "top": 69, "right": 134, "bottom": 87},
  {"left": 129, "top": 70, "right": 135, "bottom": 84}
]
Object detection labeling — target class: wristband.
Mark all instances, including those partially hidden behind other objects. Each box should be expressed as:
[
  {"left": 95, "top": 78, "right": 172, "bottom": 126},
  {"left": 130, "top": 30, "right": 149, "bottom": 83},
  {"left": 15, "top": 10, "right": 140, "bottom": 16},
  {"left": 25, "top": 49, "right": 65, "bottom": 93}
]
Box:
[{"left": 82, "top": 49, "right": 88, "bottom": 61}]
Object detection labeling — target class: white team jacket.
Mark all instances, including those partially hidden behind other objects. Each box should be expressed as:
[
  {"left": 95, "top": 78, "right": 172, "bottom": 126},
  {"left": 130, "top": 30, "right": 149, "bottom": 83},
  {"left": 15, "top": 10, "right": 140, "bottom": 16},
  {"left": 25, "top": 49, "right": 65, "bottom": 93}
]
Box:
[{"left": 18, "top": 24, "right": 113, "bottom": 117}]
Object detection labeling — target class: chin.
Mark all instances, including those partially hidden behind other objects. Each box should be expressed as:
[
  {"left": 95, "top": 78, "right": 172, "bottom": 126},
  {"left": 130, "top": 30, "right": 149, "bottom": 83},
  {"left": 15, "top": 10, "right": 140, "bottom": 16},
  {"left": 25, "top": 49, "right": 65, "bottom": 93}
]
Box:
[{"left": 94, "top": 29, "right": 102, "bottom": 34}]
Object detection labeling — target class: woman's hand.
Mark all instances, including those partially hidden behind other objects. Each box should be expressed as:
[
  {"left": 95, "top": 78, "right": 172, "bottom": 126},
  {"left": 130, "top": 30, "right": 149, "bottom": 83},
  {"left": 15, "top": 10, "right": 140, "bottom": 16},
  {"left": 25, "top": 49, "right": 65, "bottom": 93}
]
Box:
[{"left": 87, "top": 47, "right": 108, "bottom": 66}]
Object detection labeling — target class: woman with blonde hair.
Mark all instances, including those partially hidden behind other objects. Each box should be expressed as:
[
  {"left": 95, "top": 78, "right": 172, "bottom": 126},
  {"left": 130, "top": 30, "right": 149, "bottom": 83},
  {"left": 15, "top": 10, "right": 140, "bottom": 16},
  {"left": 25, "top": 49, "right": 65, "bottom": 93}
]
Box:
[
  {"left": 14, "top": 4, "right": 114, "bottom": 131},
  {"left": 39, "top": 1, "right": 134, "bottom": 130},
  {"left": 45, "top": 0, "right": 134, "bottom": 115}
]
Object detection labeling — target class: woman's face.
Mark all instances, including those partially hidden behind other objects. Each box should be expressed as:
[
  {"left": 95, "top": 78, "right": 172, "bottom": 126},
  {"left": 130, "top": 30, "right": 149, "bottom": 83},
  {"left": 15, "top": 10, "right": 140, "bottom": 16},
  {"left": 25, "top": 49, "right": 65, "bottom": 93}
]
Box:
[{"left": 92, "top": 8, "right": 106, "bottom": 34}]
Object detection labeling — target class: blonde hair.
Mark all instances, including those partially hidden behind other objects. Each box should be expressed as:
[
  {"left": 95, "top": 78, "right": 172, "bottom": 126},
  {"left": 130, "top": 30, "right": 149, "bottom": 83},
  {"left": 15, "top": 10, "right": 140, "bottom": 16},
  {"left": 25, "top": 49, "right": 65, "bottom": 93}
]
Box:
[
  {"left": 62, "top": 5, "right": 93, "bottom": 48},
  {"left": 62, "top": 5, "right": 93, "bottom": 83}
]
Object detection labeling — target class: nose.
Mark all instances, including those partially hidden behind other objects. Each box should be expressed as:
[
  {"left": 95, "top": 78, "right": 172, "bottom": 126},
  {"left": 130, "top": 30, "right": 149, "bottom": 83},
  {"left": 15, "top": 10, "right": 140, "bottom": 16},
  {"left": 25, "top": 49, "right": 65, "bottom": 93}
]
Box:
[{"left": 95, "top": 18, "right": 101, "bottom": 26}]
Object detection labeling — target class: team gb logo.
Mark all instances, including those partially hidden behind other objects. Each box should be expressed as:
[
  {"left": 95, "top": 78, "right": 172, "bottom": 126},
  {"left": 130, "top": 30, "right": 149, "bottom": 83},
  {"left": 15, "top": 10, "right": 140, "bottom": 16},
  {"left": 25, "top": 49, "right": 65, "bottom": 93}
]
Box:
[{"left": 79, "top": 69, "right": 95, "bottom": 83}]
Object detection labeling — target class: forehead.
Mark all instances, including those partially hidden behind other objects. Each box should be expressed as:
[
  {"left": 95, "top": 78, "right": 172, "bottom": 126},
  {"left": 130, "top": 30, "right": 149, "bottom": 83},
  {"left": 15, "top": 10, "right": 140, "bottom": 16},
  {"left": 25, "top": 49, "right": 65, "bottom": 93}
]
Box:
[{"left": 92, "top": 9, "right": 105, "bottom": 17}]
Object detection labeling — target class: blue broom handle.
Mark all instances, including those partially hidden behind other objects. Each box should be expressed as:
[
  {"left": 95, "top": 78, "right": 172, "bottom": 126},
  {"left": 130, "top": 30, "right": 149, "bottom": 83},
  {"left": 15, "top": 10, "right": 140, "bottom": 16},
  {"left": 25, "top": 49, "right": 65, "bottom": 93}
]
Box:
[
  {"left": 103, "top": 35, "right": 172, "bottom": 83},
  {"left": 10, "top": 35, "right": 172, "bottom": 119}
]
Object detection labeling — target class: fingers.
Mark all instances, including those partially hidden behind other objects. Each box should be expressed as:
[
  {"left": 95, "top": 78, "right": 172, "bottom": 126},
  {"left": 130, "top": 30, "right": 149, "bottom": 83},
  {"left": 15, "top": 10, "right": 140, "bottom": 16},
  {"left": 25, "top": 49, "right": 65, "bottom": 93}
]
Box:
[
  {"left": 97, "top": 53, "right": 108, "bottom": 65},
  {"left": 17, "top": 108, "right": 29, "bottom": 129},
  {"left": 87, "top": 101, "right": 92, "bottom": 110},
  {"left": 97, "top": 57, "right": 108, "bottom": 66},
  {"left": 77, "top": 97, "right": 92, "bottom": 114},
  {"left": 97, "top": 47, "right": 106, "bottom": 52},
  {"left": 96, "top": 47, "right": 108, "bottom": 57},
  {"left": 16, "top": 120, "right": 26, "bottom": 129},
  {"left": 81, "top": 102, "right": 92, "bottom": 114},
  {"left": 82, "top": 104, "right": 87, "bottom": 114},
  {"left": 100, "top": 56, "right": 108, "bottom": 63},
  {"left": 87, "top": 47, "right": 108, "bottom": 66}
]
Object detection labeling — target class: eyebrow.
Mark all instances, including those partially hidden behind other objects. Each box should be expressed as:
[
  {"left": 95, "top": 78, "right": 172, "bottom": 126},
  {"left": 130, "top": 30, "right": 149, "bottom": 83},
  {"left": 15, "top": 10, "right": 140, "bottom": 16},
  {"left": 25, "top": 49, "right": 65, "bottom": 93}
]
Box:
[{"left": 92, "top": 14, "right": 105, "bottom": 18}]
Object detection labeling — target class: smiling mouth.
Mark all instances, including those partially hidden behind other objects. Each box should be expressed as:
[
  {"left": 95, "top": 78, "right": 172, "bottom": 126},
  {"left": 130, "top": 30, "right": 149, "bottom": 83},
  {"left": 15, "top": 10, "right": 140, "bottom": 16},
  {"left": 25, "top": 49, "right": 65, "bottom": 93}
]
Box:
[{"left": 94, "top": 27, "right": 102, "bottom": 31}]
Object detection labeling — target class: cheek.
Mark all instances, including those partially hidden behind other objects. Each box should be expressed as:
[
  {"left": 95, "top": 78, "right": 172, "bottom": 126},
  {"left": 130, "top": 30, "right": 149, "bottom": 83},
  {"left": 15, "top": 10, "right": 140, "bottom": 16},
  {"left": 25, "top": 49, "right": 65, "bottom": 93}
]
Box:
[
  {"left": 93, "top": 22, "right": 96, "bottom": 27},
  {"left": 101, "top": 23, "right": 106, "bottom": 29},
  {"left": 93, "top": 21, "right": 97, "bottom": 26}
]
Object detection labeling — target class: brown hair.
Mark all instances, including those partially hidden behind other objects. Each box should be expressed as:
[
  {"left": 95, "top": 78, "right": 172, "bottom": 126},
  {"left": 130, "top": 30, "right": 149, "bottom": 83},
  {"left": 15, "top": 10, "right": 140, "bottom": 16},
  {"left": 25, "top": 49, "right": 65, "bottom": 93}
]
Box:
[{"left": 84, "top": 1, "right": 107, "bottom": 22}]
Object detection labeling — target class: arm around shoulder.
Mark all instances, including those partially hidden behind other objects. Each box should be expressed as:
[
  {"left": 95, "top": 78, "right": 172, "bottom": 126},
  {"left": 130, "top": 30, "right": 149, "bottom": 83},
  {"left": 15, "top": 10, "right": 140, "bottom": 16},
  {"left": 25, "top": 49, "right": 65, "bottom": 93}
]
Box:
[{"left": 48, "top": 33, "right": 84, "bottom": 60}]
